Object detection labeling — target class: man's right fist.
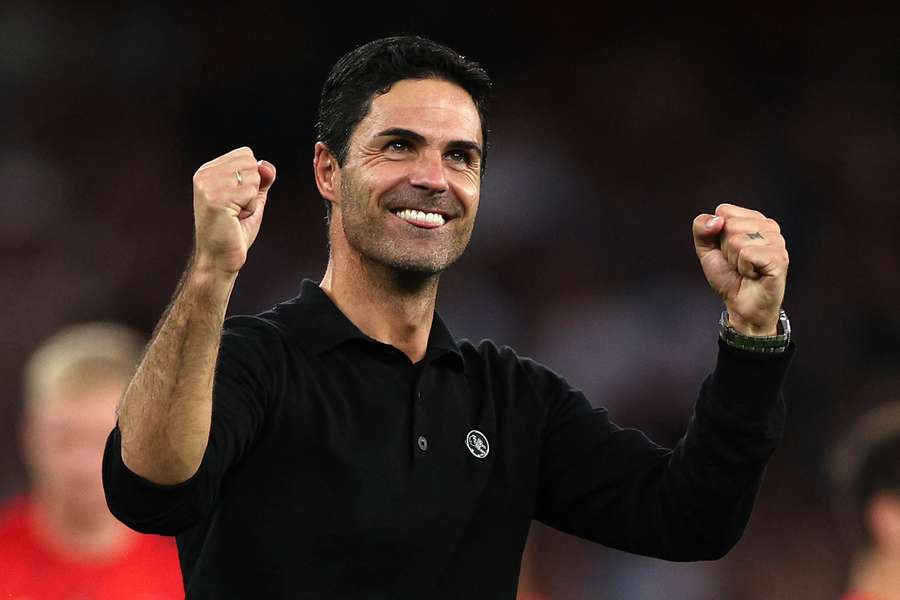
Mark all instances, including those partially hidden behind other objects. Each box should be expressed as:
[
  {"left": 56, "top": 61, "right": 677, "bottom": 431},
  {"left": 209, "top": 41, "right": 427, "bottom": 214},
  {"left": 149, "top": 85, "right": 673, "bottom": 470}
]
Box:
[{"left": 191, "top": 147, "right": 276, "bottom": 275}]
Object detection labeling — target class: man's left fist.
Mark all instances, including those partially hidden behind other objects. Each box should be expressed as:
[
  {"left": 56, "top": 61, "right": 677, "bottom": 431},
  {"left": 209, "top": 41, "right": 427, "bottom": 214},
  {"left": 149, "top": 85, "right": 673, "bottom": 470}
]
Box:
[{"left": 692, "top": 203, "right": 789, "bottom": 336}]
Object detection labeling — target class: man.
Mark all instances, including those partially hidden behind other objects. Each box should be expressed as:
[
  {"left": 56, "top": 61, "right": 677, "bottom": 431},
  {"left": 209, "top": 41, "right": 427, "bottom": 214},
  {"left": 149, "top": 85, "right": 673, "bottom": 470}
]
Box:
[
  {"left": 103, "top": 36, "right": 795, "bottom": 598},
  {"left": 0, "top": 323, "right": 182, "bottom": 599},
  {"left": 830, "top": 403, "right": 900, "bottom": 600}
]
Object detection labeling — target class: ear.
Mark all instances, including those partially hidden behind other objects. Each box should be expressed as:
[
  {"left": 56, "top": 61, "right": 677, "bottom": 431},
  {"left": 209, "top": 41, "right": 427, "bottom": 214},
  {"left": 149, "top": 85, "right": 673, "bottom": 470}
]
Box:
[
  {"left": 313, "top": 142, "right": 340, "bottom": 207},
  {"left": 866, "top": 493, "right": 900, "bottom": 552}
]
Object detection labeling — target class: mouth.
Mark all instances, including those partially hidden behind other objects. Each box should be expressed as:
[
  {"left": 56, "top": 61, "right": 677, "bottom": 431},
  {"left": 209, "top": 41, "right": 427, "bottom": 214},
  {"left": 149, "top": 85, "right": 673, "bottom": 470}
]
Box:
[{"left": 391, "top": 208, "right": 451, "bottom": 229}]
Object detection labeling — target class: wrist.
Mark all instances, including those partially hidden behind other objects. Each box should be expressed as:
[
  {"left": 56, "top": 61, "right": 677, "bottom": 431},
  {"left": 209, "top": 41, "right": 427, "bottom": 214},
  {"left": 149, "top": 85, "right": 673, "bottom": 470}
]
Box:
[
  {"left": 184, "top": 254, "right": 239, "bottom": 304},
  {"left": 189, "top": 250, "right": 241, "bottom": 284},
  {"left": 719, "top": 309, "right": 791, "bottom": 353},
  {"left": 725, "top": 312, "right": 778, "bottom": 336}
]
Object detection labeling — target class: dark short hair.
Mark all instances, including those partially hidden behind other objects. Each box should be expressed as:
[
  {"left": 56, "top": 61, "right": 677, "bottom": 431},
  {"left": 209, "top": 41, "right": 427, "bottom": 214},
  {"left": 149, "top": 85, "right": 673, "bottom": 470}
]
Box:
[
  {"left": 829, "top": 403, "right": 900, "bottom": 549},
  {"left": 316, "top": 36, "right": 492, "bottom": 191}
]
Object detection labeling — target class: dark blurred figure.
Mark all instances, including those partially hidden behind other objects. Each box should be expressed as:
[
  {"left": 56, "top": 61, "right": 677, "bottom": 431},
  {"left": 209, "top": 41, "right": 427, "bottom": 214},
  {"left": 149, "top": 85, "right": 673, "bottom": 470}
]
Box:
[
  {"left": 0, "top": 323, "right": 183, "bottom": 599},
  {"left": 830, "top": 403, "right": 900, "bottom": 600}
]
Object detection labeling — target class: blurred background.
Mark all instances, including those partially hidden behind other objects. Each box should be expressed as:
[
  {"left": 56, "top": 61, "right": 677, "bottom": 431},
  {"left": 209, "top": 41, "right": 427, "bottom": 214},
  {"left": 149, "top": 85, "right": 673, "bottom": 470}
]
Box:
[{"left": 2, "top": 3, "right": 898, "bottom": 598}]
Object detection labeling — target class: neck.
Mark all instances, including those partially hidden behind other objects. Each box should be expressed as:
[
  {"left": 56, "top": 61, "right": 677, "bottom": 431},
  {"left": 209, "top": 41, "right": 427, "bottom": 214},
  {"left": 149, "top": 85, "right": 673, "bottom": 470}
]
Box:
[
  {"left": 849, "top": 549, "right": 900, "bottom": 600},
  {"left": 320, "top": 247, "right": 439, "bottom": 363},
  {"left": 31, "top": 490, "right": 132, "bottom": 560}
]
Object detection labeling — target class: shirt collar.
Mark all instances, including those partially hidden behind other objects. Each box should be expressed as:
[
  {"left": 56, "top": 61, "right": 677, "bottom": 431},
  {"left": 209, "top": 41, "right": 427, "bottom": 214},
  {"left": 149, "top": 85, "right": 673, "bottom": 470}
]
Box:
[{"left": 277, "top": 279, "right": 463, "bottom": 367}]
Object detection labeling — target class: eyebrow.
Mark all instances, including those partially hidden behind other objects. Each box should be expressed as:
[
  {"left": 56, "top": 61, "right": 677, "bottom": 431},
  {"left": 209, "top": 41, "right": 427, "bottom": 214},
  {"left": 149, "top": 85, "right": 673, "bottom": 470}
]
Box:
[{"left": 374, "top": 127, "right": 483, "bottom": 159}]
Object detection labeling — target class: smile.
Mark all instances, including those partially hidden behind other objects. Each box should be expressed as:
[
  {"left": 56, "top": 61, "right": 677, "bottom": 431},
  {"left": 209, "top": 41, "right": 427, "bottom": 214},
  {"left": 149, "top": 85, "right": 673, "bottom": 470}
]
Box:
[{"left": 392, "top": 208, "right": 447, "bottom": 229}]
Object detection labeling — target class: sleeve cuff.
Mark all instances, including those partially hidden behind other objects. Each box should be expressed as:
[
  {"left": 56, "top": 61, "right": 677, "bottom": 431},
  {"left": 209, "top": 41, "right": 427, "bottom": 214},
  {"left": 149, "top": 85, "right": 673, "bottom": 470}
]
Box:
[
  {"left": 102, "top": 425, "right": 206, "bottom": 534},
  {"left": 707, "top": 338, "right": 796, "bottom": 423}
]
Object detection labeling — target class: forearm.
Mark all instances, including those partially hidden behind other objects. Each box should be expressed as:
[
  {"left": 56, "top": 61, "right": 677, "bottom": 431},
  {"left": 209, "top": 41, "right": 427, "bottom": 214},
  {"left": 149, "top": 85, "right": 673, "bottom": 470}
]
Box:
[
  {"left": 535, "top": 340, "right": 794, "bottom": 561},
  {"left": 641, "top": 340, "right": 795, "bottom": 558},
  {"left": 118, "top": 256, "right": 237, "bottom": 485}
]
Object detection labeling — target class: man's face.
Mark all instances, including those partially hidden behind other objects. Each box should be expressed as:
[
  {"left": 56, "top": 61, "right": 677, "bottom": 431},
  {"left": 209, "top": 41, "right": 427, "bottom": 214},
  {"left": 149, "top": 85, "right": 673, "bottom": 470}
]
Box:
[
  {"left": 332, "top": 78, "right": 483, "bottom": 275},
  {"left": 23, "top": 381, "right": 122, "bottom": 523}
]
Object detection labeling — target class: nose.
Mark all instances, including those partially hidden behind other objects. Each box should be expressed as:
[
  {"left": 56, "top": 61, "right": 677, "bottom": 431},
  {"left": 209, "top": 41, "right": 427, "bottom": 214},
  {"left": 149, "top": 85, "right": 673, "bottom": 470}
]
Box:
[{"left": 408, "top": 149, "right": 448, "bottom": 193}]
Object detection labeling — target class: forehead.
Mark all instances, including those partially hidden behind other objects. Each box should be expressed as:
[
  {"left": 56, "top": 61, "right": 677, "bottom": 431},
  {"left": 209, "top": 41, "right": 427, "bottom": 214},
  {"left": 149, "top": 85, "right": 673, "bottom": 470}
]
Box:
[{"left": 358, "top": 78, "right": 482, "bottom": 144}]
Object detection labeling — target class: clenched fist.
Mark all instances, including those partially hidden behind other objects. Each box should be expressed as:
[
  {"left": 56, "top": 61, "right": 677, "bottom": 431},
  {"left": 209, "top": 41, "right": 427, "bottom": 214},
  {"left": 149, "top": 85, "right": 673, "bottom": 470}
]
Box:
[
  {"left": 192, "top": 147, "right": 276, "bottom": 274},
  {"left": 692, "top": 203, "right": 789, "bottom": 336}
]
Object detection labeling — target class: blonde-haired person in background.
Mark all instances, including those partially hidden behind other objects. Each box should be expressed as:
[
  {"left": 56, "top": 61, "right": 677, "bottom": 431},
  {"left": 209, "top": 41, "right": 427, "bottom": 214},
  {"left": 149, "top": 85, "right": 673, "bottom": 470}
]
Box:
[
  {"left": 830, "top": 402, "right": 900, "bottom": 600},
  {"left": 0, "top": 323, "right": 183, "bottom": 599}
]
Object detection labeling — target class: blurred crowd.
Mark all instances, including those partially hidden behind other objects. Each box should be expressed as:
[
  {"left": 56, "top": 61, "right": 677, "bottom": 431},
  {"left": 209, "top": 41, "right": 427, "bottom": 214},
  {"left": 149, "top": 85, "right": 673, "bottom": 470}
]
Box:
[{"left": 2, "top": 4, "right": 899, "bottom": 599}]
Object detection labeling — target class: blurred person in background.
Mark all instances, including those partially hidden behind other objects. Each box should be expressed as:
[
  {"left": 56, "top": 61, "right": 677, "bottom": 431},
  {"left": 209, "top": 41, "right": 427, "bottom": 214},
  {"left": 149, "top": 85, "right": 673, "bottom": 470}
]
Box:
[
  {"left": 103, "top": 36, "right": 794, "bottom": 598},
  {"left": 0, "top": 323, "right": 183, "bottom": 599},
  {"left": 830, "top": 403, "right": 900, "bottom": 600}
]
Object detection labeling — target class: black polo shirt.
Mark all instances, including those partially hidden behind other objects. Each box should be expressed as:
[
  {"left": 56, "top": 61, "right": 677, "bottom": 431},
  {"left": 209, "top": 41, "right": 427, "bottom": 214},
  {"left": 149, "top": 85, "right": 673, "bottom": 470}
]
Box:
[{"left": 103, "top": 279, "right": 794, "bottom": 599}]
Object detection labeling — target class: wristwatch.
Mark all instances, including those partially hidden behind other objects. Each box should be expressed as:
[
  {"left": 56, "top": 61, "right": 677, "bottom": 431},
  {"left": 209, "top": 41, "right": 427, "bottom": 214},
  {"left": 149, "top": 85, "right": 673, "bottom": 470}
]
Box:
[{"left": 719, "top": 309, "right": 791, "bottom": 353}]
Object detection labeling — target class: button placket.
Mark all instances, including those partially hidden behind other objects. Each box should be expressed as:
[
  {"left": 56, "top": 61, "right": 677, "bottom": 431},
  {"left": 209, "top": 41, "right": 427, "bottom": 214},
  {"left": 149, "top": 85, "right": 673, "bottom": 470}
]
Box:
[{"left": 413, "top": 378, "right": 429, "bottom": 458}]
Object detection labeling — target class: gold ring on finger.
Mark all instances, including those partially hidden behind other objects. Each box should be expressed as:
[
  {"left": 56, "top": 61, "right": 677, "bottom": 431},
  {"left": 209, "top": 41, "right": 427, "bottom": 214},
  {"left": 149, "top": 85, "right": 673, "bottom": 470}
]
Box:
[{"left": 235, "top": 170, "right": 243, "bottom": 186}]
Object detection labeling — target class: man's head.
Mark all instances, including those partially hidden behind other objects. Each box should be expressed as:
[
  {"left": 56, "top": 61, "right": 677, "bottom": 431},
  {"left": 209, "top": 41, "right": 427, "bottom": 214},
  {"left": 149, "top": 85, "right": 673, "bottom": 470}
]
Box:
[
  {"left": 313, "top": 36, "right": 491, "bottom": 277},
  {"left": 21, "top": 323, "right": 143, "bottom": 525},
  {"left": 830, "top": 403, "right": 900, "bottom": 557},
  {"left": 316, "top": 36, "right": 491, "bottom": 179}
]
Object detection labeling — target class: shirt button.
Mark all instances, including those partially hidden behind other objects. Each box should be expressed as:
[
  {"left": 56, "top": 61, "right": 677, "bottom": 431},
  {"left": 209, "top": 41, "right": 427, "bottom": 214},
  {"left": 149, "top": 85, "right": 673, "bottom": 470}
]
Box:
[{"left": 417, "top": 435, "right": 428, "bottom": 452}]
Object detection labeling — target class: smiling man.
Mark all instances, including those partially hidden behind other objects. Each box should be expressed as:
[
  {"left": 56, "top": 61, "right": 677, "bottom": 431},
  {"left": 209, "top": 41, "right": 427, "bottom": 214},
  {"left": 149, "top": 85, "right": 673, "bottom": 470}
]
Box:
[{"left": 103, "top": 36, "right": 795, "bottom": 599}]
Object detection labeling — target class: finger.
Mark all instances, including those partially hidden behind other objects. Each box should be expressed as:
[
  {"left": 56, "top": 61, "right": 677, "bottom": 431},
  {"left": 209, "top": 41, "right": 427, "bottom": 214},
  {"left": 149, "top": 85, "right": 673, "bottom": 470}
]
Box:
[
  {"left": 737, "top": 245, "right": 789, "bottom": 280},
  {"left": 200, "top": 146, "right": 255, "bottom": 170},
  {"left": 721, "top": 216, "right": 782, "bottom": 236},
  {"left": 721, "top": 228, "right": 784, "bottom": 270},
  {"left": 692, "top": 213, "right": 725, "bottom": 256},
  {"left": 722, "top": 228, "right": 786, "bottom": 255},
  {"left": 257, "top": 160, "right": 277, "bottom": 193},
  {"left": 232, "top": 167, "right": 261, "bottom": 190},
  {"left": 715, "top": 203, "right": 766, "bottom": 221},
  {"left": 238, "top": 196, "right": 258, "bottom": 219},
  {"left": 195, "top": 156, "right": 260, "bottom": 193},
  {"left": 236, "top": 161, "right": 276, "bottom": 219}
]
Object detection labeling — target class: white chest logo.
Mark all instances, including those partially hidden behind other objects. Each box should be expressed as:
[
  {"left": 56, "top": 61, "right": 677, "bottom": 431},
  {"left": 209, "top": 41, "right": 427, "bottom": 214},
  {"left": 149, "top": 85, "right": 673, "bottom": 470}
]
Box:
[{"left": 466, "top": 430, "right": 490, "bottom": 459}]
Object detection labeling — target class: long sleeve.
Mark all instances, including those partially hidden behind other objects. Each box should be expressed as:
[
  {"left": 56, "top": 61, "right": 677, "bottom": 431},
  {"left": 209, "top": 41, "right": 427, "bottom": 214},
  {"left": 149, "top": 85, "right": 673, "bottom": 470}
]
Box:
[{"left": 534, "top": 339, "right": 795, "bottom": 560}]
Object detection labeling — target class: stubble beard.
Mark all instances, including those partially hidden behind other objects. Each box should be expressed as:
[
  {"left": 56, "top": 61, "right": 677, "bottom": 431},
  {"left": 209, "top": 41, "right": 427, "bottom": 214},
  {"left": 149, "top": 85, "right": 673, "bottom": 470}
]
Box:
[{"left": 338, "top": 175, "right": 474, "bottom": 280}]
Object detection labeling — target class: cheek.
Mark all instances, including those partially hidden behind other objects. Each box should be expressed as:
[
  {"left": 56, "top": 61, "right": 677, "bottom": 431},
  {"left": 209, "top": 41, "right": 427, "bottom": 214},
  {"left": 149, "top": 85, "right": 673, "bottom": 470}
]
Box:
[
  {"left": 344, "top": 164, "right": 407, "bottom": 205},
  {"left": 451, "top": 174, "right": 480, "bottom": 212}
]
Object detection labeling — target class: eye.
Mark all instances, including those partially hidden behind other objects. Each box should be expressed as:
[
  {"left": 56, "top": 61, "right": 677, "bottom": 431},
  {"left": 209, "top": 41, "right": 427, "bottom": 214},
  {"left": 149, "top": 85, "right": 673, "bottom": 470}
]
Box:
[
  {"left": 446, "top": 149, "right": 471, "bottom": 164},
  {"left": 385, "top": 140, "right": 411, "bottom": 153}
]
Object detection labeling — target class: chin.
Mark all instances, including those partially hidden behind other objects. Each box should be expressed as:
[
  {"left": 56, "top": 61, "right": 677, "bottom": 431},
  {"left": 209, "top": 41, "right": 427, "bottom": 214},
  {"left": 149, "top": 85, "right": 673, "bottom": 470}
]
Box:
[
  {"left": 343, "top": 225, "right": 468, "bottom": 278},
  {"left": 384, "top": 250, "right": 463, "bottom": 277}
]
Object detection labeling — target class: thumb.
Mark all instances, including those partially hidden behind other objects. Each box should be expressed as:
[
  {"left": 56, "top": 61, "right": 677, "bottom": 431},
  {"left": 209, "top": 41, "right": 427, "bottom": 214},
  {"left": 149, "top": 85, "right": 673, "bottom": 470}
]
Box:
[
  {"left": 257, "top": 160, "right": 277, "bottom": 194},
  {"left": 237, "top": 160, "right": 276, "bottom": 220},
  {"left": 692, "top": 213, "right": 724, "bottom": 258}
]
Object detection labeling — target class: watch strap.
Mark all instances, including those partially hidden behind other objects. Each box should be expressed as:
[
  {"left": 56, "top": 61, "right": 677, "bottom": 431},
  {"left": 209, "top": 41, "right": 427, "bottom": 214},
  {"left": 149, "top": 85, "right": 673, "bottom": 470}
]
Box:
[{"left": 719, "top": 309, "right": 790, "bottom": 353}]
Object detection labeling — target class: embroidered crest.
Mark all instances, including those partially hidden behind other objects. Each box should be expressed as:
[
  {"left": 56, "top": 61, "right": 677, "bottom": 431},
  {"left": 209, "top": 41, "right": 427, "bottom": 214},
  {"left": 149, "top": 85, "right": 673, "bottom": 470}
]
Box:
[{"left": 465, "top": 430, "right": 490, "bottom": 459}]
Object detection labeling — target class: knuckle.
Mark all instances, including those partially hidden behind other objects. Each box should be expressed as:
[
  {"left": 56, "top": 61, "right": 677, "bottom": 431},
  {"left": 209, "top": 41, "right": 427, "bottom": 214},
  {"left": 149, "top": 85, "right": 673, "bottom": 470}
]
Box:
[
  {"left": 724, "top": 234, "right": 741, "bottom": 254},
  {"left": 192, "top": 170, "right": 207, "bottom": 189},
  {"left": 765, "top": 231, "right": 785, "bottom": 247},
  {"left": 765, "top": 217, "right": 781, "bottom": 232}
]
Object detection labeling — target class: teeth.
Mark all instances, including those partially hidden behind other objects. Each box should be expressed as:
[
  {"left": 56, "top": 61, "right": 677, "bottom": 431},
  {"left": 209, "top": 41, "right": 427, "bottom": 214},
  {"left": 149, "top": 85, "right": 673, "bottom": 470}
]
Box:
[{"left": 395, "top": 209, "right": 446, "bottom": 226}]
